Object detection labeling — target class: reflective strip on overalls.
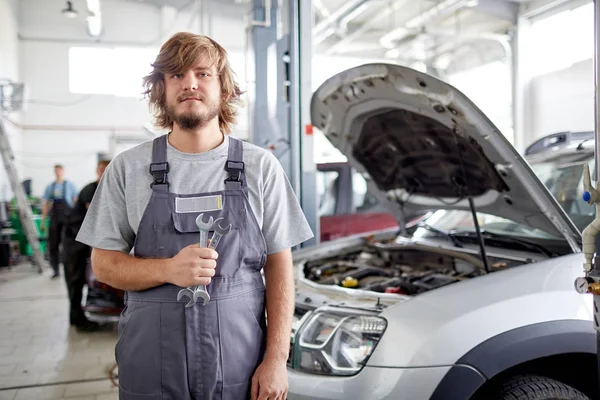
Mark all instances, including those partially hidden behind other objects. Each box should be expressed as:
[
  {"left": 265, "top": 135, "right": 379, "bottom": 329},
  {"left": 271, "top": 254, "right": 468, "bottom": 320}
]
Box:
[{"left": 115, "top": 134, "right": 268, "bottom": 400}]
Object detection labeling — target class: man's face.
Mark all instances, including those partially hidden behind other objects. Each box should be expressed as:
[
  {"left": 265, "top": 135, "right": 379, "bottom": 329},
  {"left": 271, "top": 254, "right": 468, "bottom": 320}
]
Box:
[
  {"left": 54, "top": 167, "right": 64, "bottom": 180},
  {"left": 163, "top": 57, "right": 221, "bottom": 131}
]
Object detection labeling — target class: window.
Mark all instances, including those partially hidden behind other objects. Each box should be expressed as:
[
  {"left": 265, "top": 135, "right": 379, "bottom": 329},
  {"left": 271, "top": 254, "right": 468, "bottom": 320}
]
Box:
[
  {"left": 529, "top": 156, "right": 595, "bottom": 232},
  {"left": 448, "top": 60, "right": 514, "bottom": 144},
  {"left": 69, "top": 47, "right": 117, "bottom": 95},
  {"left": 418, "top": 154, "right": 596, "bottom": 241},
  {"left": 352, "top": 170, "right": 380, "bottom": 213},
  {"left": 69, "top": 46, "right": 248, "bottom": 99},
  {"left": 316, "top": 170, "right": 340, "bottom": 217},
  {"left": 530, "top": 2, "right": 593, "bottom": 77},
  {"left": 69, "top": 47, "right": 158, "bottom": 97}
]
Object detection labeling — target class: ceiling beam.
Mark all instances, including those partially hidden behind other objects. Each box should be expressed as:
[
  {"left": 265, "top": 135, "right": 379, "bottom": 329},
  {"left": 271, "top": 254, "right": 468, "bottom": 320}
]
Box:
[
  {"left": 471, "top": 0, "right": 519, "bottom": 24},
  {"left": 322, "top": 0, "right": 410, "bottom": 55}
]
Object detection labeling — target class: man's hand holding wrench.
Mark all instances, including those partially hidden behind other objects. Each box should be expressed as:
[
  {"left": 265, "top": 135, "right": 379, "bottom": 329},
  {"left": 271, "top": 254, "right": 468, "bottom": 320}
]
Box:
[
  {"left": 168, "top": 244, "right": 217, "bottom": 301},
  {"left": 192, "top": 216, "right": 231, "bottom": 305},
  {"left": 175, "top": 213, "right": 231, "bottom": 307},
  {"left": 188, "top": 214, "right": 215, "bottom": 306}
]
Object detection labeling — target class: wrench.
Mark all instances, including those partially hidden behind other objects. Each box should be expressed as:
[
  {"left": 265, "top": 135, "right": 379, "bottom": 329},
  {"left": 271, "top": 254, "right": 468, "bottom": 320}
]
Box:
[
  {"left": 176, "top": 213, "right": 213, "bottom": 307},
  {"left": 192, "top": 217, "right": 232, "bottom": 305},
  {"left": 207, "top": 217, "right": 232, "bottom": 250},
  {"left": 191, "top": 213, "right": 214, "bottom": 305}
]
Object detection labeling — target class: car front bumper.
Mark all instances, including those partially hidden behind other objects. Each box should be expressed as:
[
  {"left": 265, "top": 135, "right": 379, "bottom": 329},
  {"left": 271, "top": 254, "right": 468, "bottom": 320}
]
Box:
[{"left": 287, "top": 365, "right": 451, "bottom": 400}]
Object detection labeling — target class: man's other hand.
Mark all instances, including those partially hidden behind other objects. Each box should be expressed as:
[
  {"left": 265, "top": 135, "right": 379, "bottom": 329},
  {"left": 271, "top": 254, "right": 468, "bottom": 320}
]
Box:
[{"left": 250, "top": 357, "right": 288, "bottom": 400}]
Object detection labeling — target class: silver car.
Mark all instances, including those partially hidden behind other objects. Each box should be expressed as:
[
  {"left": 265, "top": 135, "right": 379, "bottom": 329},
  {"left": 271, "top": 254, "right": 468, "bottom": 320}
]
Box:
[{"left": 286, "top": 64, "right": 596, "bottom": 400}]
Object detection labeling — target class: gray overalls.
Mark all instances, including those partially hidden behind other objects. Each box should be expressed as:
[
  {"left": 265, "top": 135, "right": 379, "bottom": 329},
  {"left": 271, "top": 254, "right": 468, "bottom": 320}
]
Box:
[
  {"left": 115, "top": 135, "right": 268, "bottom": 400},
  {"left": 48, "top": 181, "right": 71, "bottom": 275}
]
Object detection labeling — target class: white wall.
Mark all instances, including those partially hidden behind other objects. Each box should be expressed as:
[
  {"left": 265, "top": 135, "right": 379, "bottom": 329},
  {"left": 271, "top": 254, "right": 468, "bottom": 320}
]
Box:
[
  {"left": 0, "top": 0, "right": 23, "bottom": 201},
  {"left": 0, "top": 0, "right": 19, "bottom": 81},
  {"left": 529, "top": 58, "right": 594, "bottom": 139},
  {"left": 17, "top": 0, "right": 250, "bottom": 197}
]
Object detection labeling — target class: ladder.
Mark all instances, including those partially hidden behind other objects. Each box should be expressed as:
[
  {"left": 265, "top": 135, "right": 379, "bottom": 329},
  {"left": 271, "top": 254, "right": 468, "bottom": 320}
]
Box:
[{"left": 0, "top": 115, "right": 45, "bottom": 273}]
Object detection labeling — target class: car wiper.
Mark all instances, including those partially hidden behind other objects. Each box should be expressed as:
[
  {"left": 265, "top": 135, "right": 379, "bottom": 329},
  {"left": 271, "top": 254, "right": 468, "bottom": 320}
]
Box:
[
  {"left": 417, "top": 223, "right": 464, "bottom": 248},
  {"left": 450, "top": 230, "right": 556, "bottom": 258}
]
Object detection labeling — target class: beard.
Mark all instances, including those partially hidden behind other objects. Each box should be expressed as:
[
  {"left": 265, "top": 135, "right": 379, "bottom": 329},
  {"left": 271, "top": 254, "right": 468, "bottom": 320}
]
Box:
[{"left": 166, "top": 96, "right": 220, "bottom": 131}]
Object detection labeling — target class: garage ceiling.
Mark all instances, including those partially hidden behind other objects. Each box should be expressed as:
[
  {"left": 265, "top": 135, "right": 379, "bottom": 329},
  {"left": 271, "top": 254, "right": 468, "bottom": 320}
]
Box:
[
  {"left": 46, "top": 0, "right": 580, "bottom": 74},
  {"left": 311, "top": 0, "right": 526, "bottom": 71}
]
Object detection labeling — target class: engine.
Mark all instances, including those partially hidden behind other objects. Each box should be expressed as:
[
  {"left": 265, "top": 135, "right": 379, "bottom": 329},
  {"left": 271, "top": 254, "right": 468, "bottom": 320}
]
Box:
[{"left": 302, "top": 243, "right": 523, "bottom": 296}]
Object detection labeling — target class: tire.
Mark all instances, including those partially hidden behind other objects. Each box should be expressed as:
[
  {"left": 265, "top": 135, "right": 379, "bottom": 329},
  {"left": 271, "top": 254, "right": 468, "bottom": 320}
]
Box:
[{"left": 499, "top": 375, "right": 590, "bottom": 400}]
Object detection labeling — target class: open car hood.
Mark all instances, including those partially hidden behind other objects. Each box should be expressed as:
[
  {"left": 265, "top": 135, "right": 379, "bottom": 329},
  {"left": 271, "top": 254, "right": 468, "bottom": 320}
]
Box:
[{"left": 310, "top": 63, "right": 581, "bottom": 249}]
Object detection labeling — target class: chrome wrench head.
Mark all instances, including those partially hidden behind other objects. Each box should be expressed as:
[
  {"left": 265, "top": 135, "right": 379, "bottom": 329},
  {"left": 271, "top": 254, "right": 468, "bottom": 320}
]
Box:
[
  {"left": 208, "top": 218, "right": 232, "bottom": 250},
  {"left": 195, "top": 213, "right": 214, "bottom": 248},
  {"left": 177, "top": 287, "right": 195, "bottom": 307},
  {"left": 192, "top": 286, "right": 210, "bottom": 306}
]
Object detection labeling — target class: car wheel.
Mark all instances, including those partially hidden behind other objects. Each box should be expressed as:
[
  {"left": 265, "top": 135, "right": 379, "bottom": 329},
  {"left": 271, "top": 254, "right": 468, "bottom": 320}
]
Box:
[{"left": 499, "top": 374, "right": 590, "bottom": 400}]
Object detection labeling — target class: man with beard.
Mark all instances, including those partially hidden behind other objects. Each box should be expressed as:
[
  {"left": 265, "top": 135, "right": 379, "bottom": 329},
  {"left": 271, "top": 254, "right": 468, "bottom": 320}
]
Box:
[{"left": 75, "top": 32, "right": 313, "bottom": 400}]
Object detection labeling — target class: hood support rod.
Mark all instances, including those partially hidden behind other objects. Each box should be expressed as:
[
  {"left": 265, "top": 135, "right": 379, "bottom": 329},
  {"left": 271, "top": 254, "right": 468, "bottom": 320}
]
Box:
[
  {"left": 452, "top": 125, "right": 491, "bottom": 274},
  {"left": 467, "top": 197, "right": 491, "bottom": 274}
]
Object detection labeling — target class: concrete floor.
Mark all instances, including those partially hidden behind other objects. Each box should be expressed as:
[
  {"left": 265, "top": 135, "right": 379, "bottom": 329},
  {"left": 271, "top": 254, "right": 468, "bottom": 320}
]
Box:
[{"left": 0, "top": 262, "right": 119, "bottom": 400}]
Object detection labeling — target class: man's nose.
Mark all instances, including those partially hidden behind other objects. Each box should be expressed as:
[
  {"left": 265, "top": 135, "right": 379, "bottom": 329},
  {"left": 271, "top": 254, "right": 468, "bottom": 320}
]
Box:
[{"left": 181, "top": 73, "right": 198, "bottom": 91}]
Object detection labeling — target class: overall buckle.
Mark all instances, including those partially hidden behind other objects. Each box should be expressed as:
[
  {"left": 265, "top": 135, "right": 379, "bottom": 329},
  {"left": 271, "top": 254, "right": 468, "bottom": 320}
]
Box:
[
  {"left": 149, "top": 162, "right": 169, "bottom": 188},
  {"left": 224, "top": 160, "right": 244, "bottom": 183}
]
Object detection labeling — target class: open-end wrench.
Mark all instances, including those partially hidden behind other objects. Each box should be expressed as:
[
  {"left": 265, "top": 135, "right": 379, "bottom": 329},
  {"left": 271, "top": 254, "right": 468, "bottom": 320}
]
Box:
[
  {"left": 192, "top": 217, "right": 231, "bottom": 305},
  {"left": 191, "top": 213, "right": 214, "bottom": 305},
  {"left": 207, "top": 217, "right": 232, "bottom": 250},
  {"left": 176, "top": 213, "right": 213, "bottom": 307}
]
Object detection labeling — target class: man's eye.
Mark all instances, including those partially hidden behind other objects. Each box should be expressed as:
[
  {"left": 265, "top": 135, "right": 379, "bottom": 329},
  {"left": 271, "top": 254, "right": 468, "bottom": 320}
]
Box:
[{"left": 172, "top": 74, "right": 183, "bottom": 79}]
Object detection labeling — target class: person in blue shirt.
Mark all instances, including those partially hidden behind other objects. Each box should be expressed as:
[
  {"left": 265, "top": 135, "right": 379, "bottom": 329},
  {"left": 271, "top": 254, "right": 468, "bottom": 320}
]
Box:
[{"left": 41, "top": 164, "right": 77, "bottom": 279}]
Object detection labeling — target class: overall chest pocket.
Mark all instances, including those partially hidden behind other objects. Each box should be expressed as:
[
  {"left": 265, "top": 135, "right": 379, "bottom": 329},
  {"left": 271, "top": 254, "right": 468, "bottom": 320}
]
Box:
[
  {"left": 171, "top": 210, "right": 245, "bottom": 237},
  {"left": 171, "top": 211, "right": 245, "bottom": 277}
]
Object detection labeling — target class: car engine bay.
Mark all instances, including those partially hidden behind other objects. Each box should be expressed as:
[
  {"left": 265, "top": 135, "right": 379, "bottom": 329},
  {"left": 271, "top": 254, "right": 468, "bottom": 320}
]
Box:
[{"left": 301, "top": 242, "right": 527, "bottom": 296}]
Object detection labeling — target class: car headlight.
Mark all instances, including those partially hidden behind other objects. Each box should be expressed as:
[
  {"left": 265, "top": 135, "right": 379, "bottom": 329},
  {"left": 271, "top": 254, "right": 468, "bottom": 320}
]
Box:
[{"left": 290, "top": 307, "right": 387, "bottom": 376}]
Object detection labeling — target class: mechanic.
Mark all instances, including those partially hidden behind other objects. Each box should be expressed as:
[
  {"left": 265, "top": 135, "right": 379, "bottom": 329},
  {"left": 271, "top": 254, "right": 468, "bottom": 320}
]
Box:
[
  {"left": 41, "top": 164, "right": 77, "bottom": 279},
  {"left": 76, "top": 32, "right": 314, "bottom": 400},
  {"left": 62, "top": 159, "right": 110, "bottom": 333}
]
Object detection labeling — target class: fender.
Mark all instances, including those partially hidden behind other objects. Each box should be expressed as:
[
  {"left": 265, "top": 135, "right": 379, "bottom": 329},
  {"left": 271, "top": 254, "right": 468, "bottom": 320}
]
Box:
[{"left": 429, "top": 320, "right": 596, "bottom": 400}]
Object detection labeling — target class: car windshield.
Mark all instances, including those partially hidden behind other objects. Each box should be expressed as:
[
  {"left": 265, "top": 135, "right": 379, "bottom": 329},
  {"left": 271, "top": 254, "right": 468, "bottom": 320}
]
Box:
[{"left": 416, "top": 153, "right": 595, "bottom": 241}]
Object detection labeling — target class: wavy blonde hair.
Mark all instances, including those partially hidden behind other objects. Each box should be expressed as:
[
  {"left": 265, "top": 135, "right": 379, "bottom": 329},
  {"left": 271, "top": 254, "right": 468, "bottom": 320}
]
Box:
[{"left": 142, "top": 32, "right": 244, "bottom": 134}]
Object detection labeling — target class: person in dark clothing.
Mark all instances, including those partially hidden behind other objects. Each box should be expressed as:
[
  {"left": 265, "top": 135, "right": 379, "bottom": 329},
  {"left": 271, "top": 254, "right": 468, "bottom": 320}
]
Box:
[
  {"left": 62, "top": 160, "right": 110, "bottom": 332},
  {"left": 41, "top": 164, "right": 78, "bottom": 279}
]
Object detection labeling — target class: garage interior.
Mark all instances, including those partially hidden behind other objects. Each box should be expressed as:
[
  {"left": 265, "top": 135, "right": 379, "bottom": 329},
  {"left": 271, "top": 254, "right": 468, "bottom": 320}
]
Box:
[{"left": 1, "top": 0, "right": 599, "bottom": 399}]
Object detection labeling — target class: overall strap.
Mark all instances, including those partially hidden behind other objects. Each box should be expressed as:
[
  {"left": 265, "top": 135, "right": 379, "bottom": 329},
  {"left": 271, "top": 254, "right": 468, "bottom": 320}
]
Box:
[
  {"left": 224, "top": 137, "right": 246, "bottom": 190},
  {"left": 150, "top": 134, "right": 169, "bottom": 192}
]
